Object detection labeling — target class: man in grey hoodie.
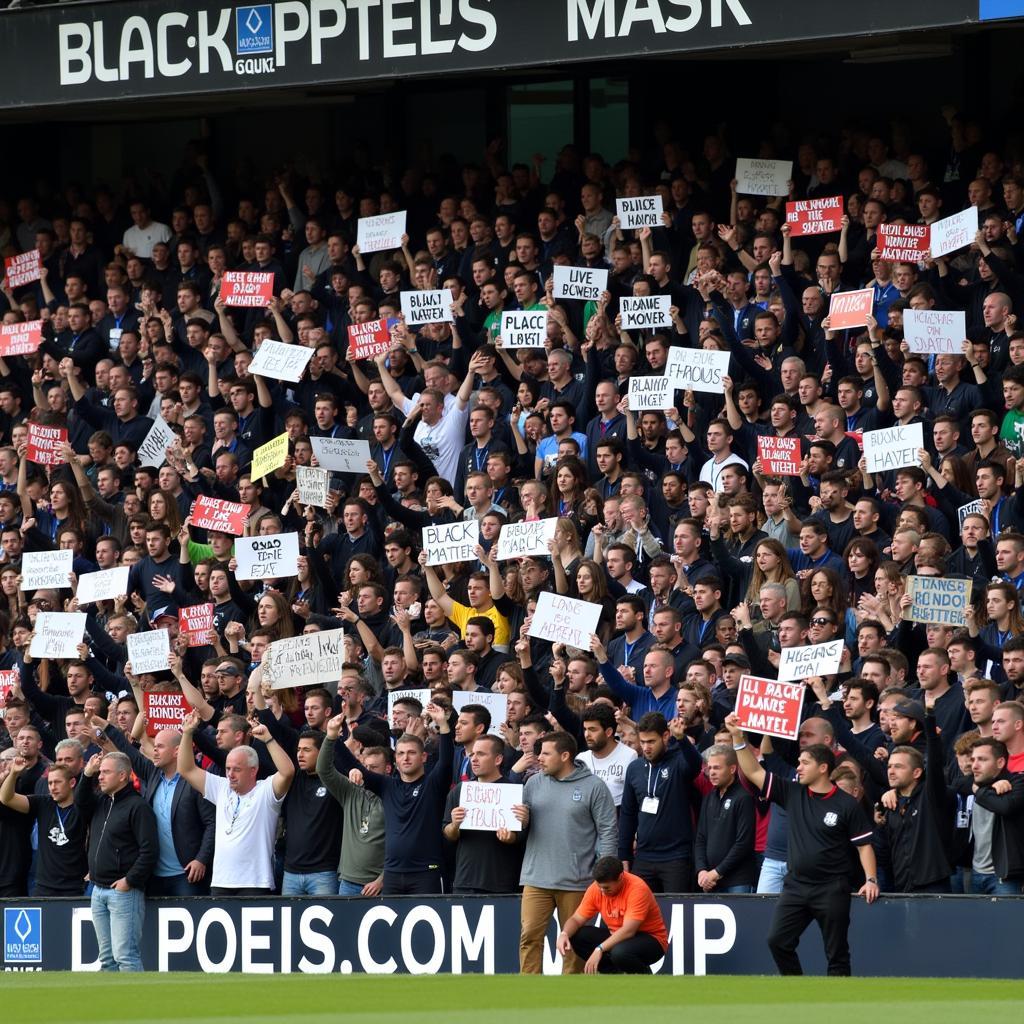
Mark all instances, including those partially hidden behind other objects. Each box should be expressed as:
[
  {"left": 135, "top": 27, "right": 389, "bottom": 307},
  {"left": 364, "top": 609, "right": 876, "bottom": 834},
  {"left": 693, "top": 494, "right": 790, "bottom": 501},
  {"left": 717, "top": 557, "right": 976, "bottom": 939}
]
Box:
[{"left": 513, "top": 731, "right": 617, "bottom": 973}]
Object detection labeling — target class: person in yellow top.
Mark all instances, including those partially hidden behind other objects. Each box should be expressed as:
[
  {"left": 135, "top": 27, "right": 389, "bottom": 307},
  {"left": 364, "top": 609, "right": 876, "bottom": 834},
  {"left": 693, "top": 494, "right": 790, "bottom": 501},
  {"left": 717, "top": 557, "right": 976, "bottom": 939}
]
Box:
[
  {"left": 420, "top": 555, "right": 511, "bottom": 651},
  {"left": 556, "top": 856, "right": 668, "bottom": 974}
]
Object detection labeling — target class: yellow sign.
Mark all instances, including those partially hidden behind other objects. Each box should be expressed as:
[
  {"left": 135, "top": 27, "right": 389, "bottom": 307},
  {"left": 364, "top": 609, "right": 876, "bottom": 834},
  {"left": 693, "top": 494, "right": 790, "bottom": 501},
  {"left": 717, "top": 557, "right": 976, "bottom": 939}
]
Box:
[{"left": 250, "top": 432, "right": 289, "bottom": 481}]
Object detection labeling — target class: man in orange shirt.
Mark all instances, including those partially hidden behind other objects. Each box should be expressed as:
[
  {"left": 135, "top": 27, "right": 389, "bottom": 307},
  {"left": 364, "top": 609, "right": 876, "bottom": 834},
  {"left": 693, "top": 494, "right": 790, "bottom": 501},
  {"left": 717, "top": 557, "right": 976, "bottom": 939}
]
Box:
[{"left": 555, "top": 856, "right": 668, "bottom": 974}]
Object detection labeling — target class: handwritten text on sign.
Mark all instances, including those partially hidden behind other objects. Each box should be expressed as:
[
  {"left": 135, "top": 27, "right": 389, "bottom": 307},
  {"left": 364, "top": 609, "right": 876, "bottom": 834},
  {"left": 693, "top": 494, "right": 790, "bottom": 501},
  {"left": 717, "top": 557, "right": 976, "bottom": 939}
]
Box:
[
  {"left": 190, "top": 496, "right": 250, "bottom": 535},
  {"left": 423, "top": 520, "right": 479, "bottom": 566},
  {"left": 235, "top": 532, "right": 300, "bottom": 581},
  {"left": 21, "top": 549, "right": 73, "bottom": 590},
  {"left": 0, "top": 320, "right": 42, "bottom": 357},
  {"left": 296, "top": 465, "right": 330, "bottom": 507},
  {"left": 137, "top": 416, "right": 176, "bottom": 469},
  {"left": 126, "top": 628, "right": 171, "bottom": 675},
  {"left": 496, "top": 517, "right": 557, "bottom": 560},
  {"left": 347, "top": 318, "right": 395, "bottom": 360},
  {"left": 552, "top": 265, "right": 608, "bottom": 301},
  {"left": 144, "top": 691, "right": 192, "bottom": 736},
  {"left": 862, "top": 422, "right": 923, "bottom": 474},
  {"left": 387, "top": 688, "right": 431, "bottom": 729},
  {"left": 902, "top": 575, "right": 972, "bottom": 627},
  {"left": 76, "top": 566, "right": 130, "bottom": 605},
  {"left": 4, "top": 250, "right": 41, "bottom": 288},
  {"left": 251, "top": 432, "right": 289, "bottom": 480},
  {"left": 310, "top": 436, "right": 371, "bottom": 474},
  {"left": 500, "top": 310, "right": 546, "bottom": 348},
  {"left": 528, "top": 591, "right": 602, "bottom": 650},
  {"left": 878, "top": 223, "right": 930, "bottom": 262},
  {"left": 758, "top": 435, "right": 801, "bottom": 476},
  {"left": 664, "top": 347, "right": 729, "bottom": 395},
  {"left": 356, "top": 211, "right": 406, "bottom": 253},
  {"left": 735, "top": 675, "right": 806, "bottom": 741},
  {"left": 930, "top": 207, "right": 979, "bottom": 258},
  {"left": 785, "top": 197, "right": 842, "bottom": 236},
  {"left": 620, "top": 294, "right": 672, "bottom": 330},
  {"left": 903, "top": 309, "right": 965, "bottom": 355},
  {"left": 30, "top": 612, "right": 86, "bottom": 660},
  {"left": 400, "top": 289, "right": 454, "bottom": 326},
  {"left": 459, "top": 781, "right": 524, "bottom": 832},
  {"left": 179, "top": 603, "right": 214, "bottom": 647},
  {"left": 735, "top": 157, "right": 792, "bottom": 197},
  {"left": 828, "top": 288, "right": 874, "bottom": 330},
  {"left": 27, "top": 422, "right": 67, "bottom": 466},
  {"left": 616, "top": 195, "right": 663, "bottom": 229},
  {"left": 219, "top": 270, "right": 274, "bottom": 308},
  {"left": 263, "top": 628, "right": 345, "bottom": 690},
  {"left": 777, "top": 639, "right": 843, "bottom": 681},
  {"left": 628, "top": 374, "right": 674, "bottom": 411},
  {"left": 452, "top": 691, "right": 509, "bottom": 738},
  {"left": 248, "top": 340, "right": 314, "bottom": 382}
]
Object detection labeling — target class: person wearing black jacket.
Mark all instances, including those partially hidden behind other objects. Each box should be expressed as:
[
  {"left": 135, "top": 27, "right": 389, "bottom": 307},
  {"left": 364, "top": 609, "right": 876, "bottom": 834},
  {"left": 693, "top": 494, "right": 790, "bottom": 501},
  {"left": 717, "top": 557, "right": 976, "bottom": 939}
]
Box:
[
  {"left": 75, "top": 750, "right": 158, "bottom": 972},
  {"left": 969, "top": 738, "right": 1024, "bottom": 894},
  {"left": 695, "top": 745, "right": 756, "bottom": 893}
]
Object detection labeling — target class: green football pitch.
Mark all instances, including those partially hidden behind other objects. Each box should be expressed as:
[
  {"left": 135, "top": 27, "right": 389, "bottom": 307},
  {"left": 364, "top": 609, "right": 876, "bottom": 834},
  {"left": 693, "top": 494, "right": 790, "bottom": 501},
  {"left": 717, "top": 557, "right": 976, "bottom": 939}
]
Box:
[{"left": 2, "top": 974, "right": 1018, "bottom": 1023}]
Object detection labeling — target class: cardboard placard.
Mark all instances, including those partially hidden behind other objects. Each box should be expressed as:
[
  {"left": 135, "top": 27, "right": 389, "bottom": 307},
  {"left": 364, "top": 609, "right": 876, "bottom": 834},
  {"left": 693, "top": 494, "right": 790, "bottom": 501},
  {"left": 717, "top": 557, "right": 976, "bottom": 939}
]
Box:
[
  {"left": 500, "top": 310, "right": 547, "bottom": 348},
  {"left": 452, "top": 691, "right": 510, "bottom": 738},
  {"left": 776, "top": 639, "right": 843, "bottom": 681},
  {"left": 828, "top": 288, "right": 874, "bottom": 330},
  {"left": 387, "top": 687, "right": 431, "bottom": 729},
  {"left": 620, "top": 294, "right": 672, "bottom": 330},
  {"left": 179, "top": 603, "right": 214, "bottom": 647},
  {"left": 903, "top": 309, "right": 965, "bottom": 355},
  {"left": 757, "top": 435, "right": 801, "bottom": 476},
  {"left": 628, "top": 374, "right": 674, "bottom": 411},
  {"left": 234, "top": 532, "right": 300, "bottom": 581},
  {"left": 785, "top": 197, "right": 842, "bottom": 236},
  {"left": 126, "top": 628, "right": 171, "bottom": 675},
  {"left": 295, "top": 465, "right": 330, "bottom": 507},
  {"left": 251, "top": 432, "right": 289, "bottom": 480},
  {"left": 0, "top": 668, "right": 19, "bottom": 707},
  {"left": 347, "top": 318, "right": 396, "bottom": 361},
  {"left": 27, "top": 422, "right": 67, "bottom": 466},
  {"left": 0, "top": 320, "right": 43, "bottom": 357},
  {"left": 551, "top": 265, "right": 609, "bottom": 301},
  {"left": 458, "top": 780, "right": 524, "bottom": 831},
  {"left": 263, "top": 627, "right": 345, "bottom": 690},
  {"left": 29, "top": 611, "right": 86, "bottom": 659},
  {"left": 190, "top": 496, "right": 250, "bottom": 535},
  {"left": 862, "top": 422, "right": 923, "bottom": 474},
  {"left": 735, "top": 674, "right": 806, "bottom": 741},
  {"left": 958, "top": 499, "right": 987, "bottom": 528},
  {"left": 400, "top": 289, "right": 454, "bottom": 326},
  {"left": 616, "top": 195, "right": 663, "bottom": 229},
  {"left": 664, "top": 347, "right": 729, "bottom": 394},
  {"left": 137, "top": 416, "right": 176, "bottom": 469},
  {"left": 4, "top": 250, "right": 41, "bottom": 288},
  {"left": 219, "top": 270, "right": 274, "bottom": 308},
  {"left": 76, "top": 566, "right": 130, "bottom": 605},
  {"left": 310, "top": 436, "right": 371, "bottom": 474},
  {"left": 528, "top": 591, "right": 602, "bottom": 650},
  {"left": 878, "top": 222, "right": 930, "bottom": 262},
  {"left": 21, "top": 549, "right": 73, "bottom": 591},
  {"left": 735, "top": 157, "right": 792, "bottom": 197},
  {"left": 144, "top": 691, "right": 192, "bottom": 735},
  {"left": 902, "top": 575, "right": 972, "bottom": 627},
  {"left": 248, "top": 340, "right": 314, "bottom": 383},
  {"left": 423, "top": 520, "right": 479, "bottom": 567},
  {"left": 930, "top": 208, "right": 979, "bottom": 258},
  {"left": 495, "top": 518, "right": 558, "bottom": 560},
  {"left": 356, "top": 211, "right": 406, "bottom": 253}
]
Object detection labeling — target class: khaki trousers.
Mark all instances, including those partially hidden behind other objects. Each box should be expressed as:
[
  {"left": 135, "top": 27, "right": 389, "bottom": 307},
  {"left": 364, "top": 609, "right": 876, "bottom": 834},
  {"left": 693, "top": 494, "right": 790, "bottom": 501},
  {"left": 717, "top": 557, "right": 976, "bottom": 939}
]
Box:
[{"left": 519, "top": 885, "right": 585, "bottom": 974}]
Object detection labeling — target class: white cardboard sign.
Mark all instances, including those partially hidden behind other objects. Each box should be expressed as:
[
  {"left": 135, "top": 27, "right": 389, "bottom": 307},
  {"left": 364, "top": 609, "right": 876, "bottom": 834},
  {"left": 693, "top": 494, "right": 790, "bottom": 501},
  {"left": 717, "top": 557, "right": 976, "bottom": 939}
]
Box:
[
  {"left": 21, "top": 549, "right": 73, "bottom": 591},
  {"left": 263, "top": 628, "right": 345, "bottom": 690},
  {"left": 930, "top": 207, "right": 979, "bottom": 258},
  {"left": 388, "top": 687, "right": 432, "bottom": 729},
  {"left": 310, "top": 436, "right": 371, "bottom": 474},
  {"left": 496, "top": 518, "right": 558, "bottom": 560},
  {"left": 459, "top": 780, "right": 524, "bottom": 831},
  {"left": 357, "top": 211, "right": 406, "bottom": 253},
  {"left": 620, "top": 294, "right": 671, "bottom": 330},
  {"left": 777, "top": 639, "right": 844, "bottom": 681},
  {"left": 423, "top": 520, "right": 479, "bottom": 566},
  {"left": 76, "top": 566, "right": 130, "bottom": 605},
  {"left": 248, "top": 340, "right": 315, "bottom": 382},
  {"left": 862, "top": 422, "right": 923, "bottom": 474},
  {"left": 401, "top": 289, "right": 454, "bottom": 326},
  {"left": 235, "top": 532, "right": 300, "bottom": 581},
  {"left": 501, "top": 310, "right": 547, "bottom": 348},
  {"left": 295, "top": 465, "right": 330, "bottom": 507},
  {"left": 664, "top": 347, "right": 729, "bottom": 394},
  {"left": 137, "top": 416, "right": 177, "bottom": 469},
  {"left": 616, "top": 195, "right": 663, "bottom": 229},
  {"left": 126, "top": 628, "right": 171, "bottom": 675},
  {"left": 30, "top": 612, "right": 86, "bottom": 659},
  {"left": 528, "top": 591, "right": 602, "bottom": 650},
  {"left": 628, "top": 375, "right": 674, "bottom": 411},
  {"left": 552, "top": 265, "right": 608, "bottom": 302},
  {"left": 452, "top": 690, "right": 510, "bottom": 738},
  {"left": 904, "top": 309, "right": 966, "bottom": 355},
  {"left": 735, "top": 157, "right": 792, "bottom": 197}
]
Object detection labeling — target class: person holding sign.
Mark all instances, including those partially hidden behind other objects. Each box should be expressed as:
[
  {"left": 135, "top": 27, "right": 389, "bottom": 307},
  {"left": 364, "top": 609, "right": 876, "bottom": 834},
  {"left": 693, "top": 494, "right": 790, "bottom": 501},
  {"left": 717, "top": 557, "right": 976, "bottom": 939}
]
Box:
[{"left": 724, "top": 713, "right": 878, "bottom": 976}]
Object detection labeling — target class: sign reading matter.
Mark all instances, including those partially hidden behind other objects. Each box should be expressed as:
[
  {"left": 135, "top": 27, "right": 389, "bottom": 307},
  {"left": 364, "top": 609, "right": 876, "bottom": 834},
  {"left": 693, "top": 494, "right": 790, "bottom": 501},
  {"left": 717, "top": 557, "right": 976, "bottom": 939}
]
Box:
[
  {"left": 552, "top": 265, "right": 608, "bottom": 301},
  {"left": 735, "top": 675, "right": 806, "bottom": 741},
  {"left": 423, "top": 520, "right": 479, "bottom": 566},
  {"left": 0, "top": 320, "right": 43, "bottom": 357},
  {"left": 137, "top": 416, "right": 176, "bottom": 468},
  {"left": 126, "top": 628, "right": 170, "bottom": 675},
  {"left": 757, "top": 436, "right": 801, "bottom": 475},
  {"left": 76, "top": 566, "right": 130, "bottom": 605},
  {"left": 862, "top": 422, "right": 923, "bottom": 474},
  {"left": 903, "top": 309, "right": 965, "bottom": 355},
  {"left": 616, "top": 195, "right": 663, "bottom": 229},
  {"left": 496, "top": 517, "right": 557, "bottom": 560},
  {"left": 190, "top": 496, "right": 250, "bottom": 535},
  {"left": 310, "top": 437, "right": 371, "bottom": 474},
  {"left": 828, "top": 288, "right": 874, "bottom": 330},
  {"left": 735, "top": 157, "right": 792, "bottom": 197},
  {"left": 528, "top": 591, "right": 601, "bottom": 650},
  {"left": 144, "top": 691, "right": 192, "bottom": 736},
  {"left": 628, "top": 375, "right": 674, "bottom": 411},
  {"left": 29, "top": 612, "right": 86, "bottom": 659},
  {"left": 219, "top": 270, "right": 274, "bottom": 308},
  {"left": 179, "top": 603, "right": 214, "bottom": 647},
  {"left": 235, "top": 533, "right": 300, "bottom": 581},
  {"left": 777, "top": 639, "right": 844, "bottom": 681},
  {"left": 620, "top": 295, "right": 672, "bottom": 330},
  {"left": 459, "top": 780, "right": 524, "bottom": 832},
  {"left": 664, "top": 347, "right": 729, "bottom": 394},
  {"left": 248, "top": 340, "right": 314, "bottom": 382},
  {"left": 263, "top": 628, "right": 345, "bottom": 690},
  {"left": 400, "top": 289, "right": 454, "bottom": 326},
  {"left": 27, "top": 422, "right": 67, "bottom": 465},
  {"left": 785, "top": 197, "right": 842, "bottom": 236},
  {"left": 4, "top": 250, "right": 41, "bottom": 288},
  {"left": 356, "top": 211, "right": 406, "bottom": 253},
  {"left": 902, "top": 575, "right": 972, "bottom": 627},
  {"left": 878, "top": 223, "right": 930, "bottom": 262},
  {"left": 931, "top": 207, "right": 979, "bottom": 258},
  {"left": 21, "top": 549, "right": 73, "bottom": 590},
  {"left": 500, "top": 310, "right": 546, "bottom": 348}
]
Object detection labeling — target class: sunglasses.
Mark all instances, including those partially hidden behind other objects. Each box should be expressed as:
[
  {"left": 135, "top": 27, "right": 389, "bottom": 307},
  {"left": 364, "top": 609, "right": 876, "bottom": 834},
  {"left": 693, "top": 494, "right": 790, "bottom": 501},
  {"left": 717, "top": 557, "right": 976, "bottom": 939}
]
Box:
[{"left": 810, "top": 617, "right": 836, "bottom": 627}]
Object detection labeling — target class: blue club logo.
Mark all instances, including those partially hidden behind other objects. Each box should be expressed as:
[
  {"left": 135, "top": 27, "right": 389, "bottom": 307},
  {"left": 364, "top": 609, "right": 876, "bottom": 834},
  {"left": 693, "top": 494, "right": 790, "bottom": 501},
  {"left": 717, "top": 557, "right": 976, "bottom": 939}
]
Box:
[
  {"left": 236, "top": 5, "right": 274, "bottom": 55},
  {"left": 4, "top": 907, "right": 42, "bottom": 963}
]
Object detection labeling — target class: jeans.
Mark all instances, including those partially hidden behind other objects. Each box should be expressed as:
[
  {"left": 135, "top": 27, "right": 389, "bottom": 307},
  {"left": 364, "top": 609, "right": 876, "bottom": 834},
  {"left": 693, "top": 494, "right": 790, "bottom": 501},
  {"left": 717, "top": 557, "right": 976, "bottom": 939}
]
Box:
[
  {"left": 970, "top": 873, "right": 1024, "bottom": 895},
  {"left": 338, "top": 879, "right": 365, "bottom": 897},
  {"left": 757, "top": 857, "right": 788, "bottom": 894},
  {"left": 282, "top": 870, "right": 339, "bottom": 896},
  {"left": 148, "top": 874, "right": 208, "bottom": 898},
  {"left": 91, "top": 885, "right": 145, "bottom": 972},
  {"left": 721, "top": 884, "right": 754, "bottom": 894}
]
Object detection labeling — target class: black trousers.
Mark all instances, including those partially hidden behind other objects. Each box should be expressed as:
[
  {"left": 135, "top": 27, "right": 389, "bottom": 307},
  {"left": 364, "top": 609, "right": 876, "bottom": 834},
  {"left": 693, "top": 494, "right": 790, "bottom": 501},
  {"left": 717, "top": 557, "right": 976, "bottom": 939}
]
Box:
[
  {"left": 766, "top": 878, "right": 852, "bottom": 976},
  {"left": 383, "top": 868, "right": 444, "bottom": 896},
  {"left": 632, "top": 857, "right": 692, "bottom": 894},
  {"left": 570, "top": 924, "right": 665, "bottom": 974},
  {"left": 210, "top": 886, "right": 271, "bottom": 897}
]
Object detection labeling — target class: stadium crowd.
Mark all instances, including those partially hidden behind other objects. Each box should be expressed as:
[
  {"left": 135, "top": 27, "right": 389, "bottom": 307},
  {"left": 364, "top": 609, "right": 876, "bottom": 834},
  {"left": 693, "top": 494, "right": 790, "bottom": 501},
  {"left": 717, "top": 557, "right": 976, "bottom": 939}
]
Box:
[{"left": 1, "top": 111, "right": 1024, "bottom": 974}]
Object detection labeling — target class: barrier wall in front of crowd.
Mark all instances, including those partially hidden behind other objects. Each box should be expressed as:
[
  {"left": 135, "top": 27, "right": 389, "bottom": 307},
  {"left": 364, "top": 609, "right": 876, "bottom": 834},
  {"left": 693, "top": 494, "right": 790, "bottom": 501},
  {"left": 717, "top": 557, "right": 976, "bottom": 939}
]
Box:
[{"left": 2, "top": 894, "right": 1021, "bottom": 974}]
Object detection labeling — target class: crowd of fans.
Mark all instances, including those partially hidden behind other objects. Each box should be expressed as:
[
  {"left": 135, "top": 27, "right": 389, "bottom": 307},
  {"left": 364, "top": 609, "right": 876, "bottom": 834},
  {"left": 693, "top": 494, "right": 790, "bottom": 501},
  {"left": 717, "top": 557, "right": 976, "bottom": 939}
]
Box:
[{"left": 1, "top": 112, "right": 1024, "bottom": 973}]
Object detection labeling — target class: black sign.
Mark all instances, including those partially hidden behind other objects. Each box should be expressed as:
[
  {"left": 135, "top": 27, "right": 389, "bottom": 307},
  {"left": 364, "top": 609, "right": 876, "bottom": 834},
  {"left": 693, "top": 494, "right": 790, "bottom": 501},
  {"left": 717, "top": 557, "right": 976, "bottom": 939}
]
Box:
[{"left": 0, "top": 1, "right": 987, "bottom": 110}]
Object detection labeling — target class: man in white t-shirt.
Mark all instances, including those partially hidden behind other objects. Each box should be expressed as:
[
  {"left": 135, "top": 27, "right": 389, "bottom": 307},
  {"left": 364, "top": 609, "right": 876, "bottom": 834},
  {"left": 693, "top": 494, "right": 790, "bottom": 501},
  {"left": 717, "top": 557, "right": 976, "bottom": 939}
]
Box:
[
  {"left": 576, "top": 703, "right": 636, "bottom": 808},
  {"left": 121, "top": 199, "right": 171, "bottom": 259},
  {"left": 699, "top": 419, "right": 748, "bottom": 493},
  {"left": 178, "top": 712, "right": 294, "bottom": 896}
]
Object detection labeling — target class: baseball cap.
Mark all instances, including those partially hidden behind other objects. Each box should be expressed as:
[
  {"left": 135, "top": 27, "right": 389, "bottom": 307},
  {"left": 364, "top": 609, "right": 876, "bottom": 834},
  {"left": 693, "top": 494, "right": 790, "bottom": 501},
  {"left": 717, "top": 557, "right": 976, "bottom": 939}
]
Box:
[
  {"left": 891, "top": 699, "right": 925, "bottom": 725},
  {"left": 216, "top": 664, "right": 242, "bottom": 677},
  {"left": 722, "top": 653, "right": 751, "bottom": 670},
  {"left": 151, "top": 605, "right": 179, "bottom": 621}
]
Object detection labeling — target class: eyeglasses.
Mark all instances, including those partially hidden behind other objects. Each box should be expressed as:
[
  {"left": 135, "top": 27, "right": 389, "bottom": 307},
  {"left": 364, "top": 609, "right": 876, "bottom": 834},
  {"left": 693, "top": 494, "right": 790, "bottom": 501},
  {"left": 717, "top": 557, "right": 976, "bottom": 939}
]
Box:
[{"left": 810, "top": 617, "right": 835, "bottom": 627}]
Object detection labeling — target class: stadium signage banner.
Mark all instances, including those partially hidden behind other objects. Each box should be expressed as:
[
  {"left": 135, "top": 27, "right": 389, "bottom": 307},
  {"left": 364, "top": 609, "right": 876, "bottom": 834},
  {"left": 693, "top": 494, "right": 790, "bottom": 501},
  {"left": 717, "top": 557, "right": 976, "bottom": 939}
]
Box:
[
  {"left": 0, "top": 895, "right": 1020, "bottom": 976},
  {"left": 0, "top": 1, "right": 981, "bottom": 109}
]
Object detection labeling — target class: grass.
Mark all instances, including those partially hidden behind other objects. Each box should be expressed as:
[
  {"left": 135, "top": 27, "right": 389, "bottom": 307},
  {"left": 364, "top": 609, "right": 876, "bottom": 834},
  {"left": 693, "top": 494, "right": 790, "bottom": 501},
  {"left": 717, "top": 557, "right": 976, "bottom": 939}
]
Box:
[{"left": 2, "top": 975, "right": 1019, "bottom": 1024}]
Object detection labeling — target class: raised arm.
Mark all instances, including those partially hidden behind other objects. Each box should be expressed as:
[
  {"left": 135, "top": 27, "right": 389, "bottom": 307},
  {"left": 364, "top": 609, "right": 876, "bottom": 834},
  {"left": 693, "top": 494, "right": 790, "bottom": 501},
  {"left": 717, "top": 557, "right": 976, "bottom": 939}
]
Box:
[
  {"left": 418, "top": 550, "right": 455, "bottom": 614},
  {"left": 179, "top": 710, "right": 209, "bottom": 796},
  {"left": 249, "top": 721, "right": 295, "bottom": 799},
  {"left": 724, "top": 712, "right": 766, "bottom": 791}
]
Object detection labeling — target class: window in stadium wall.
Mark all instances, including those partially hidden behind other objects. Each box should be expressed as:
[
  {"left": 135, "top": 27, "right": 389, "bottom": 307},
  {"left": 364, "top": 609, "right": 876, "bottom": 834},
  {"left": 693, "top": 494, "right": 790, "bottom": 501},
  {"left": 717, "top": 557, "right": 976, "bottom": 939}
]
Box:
[
  {"left": 507, "top": 81, "right": 574, "bottom": 169},
  {"left": 589, "top": 77, "right": 629, "bottom": 161}
]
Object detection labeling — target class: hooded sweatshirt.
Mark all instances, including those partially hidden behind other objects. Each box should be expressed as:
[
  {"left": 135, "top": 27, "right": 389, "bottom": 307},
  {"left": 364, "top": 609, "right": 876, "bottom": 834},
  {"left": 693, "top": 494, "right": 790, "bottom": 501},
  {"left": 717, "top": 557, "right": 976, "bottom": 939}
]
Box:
[{"left": 519, "top": 760, "right": 617, "bottom": 890}]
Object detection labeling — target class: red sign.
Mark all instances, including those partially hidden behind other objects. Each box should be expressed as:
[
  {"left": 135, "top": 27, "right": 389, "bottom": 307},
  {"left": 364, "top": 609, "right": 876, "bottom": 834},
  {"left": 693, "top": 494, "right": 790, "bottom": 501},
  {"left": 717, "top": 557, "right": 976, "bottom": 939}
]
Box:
[
  {"left": 347, "top": 318, "right": 395, "bottom": 361},
  {"left": 4, "top": 251, "right": 41, "bottom": 288},
  {"left": 785, "top": 196, "right": 842, "bottom": 236},
  {"left": 735, "top": 674, "right": 806, "bottom": 741},
  {"left": 0, "top": 320, "right": 42, "bottom": 357},
  {"left": 828, "top": 288, "right": 874, "bottom": 330},
  {"left": 0, "top": 668, "right": 19, "bottom": 707},
  {"left": 758, "top": 435, "right": 801, "bottom": 476},
  {"left": 179, "top": 603, "right": 215, "bottom": 647},
  {"left": 190, "top": 495, "right": 250, "bottom": 535},
  {"left": 27, "top": 421, "right": 67, "bottom": 466},
  {"left": 219, "top": 271, "right": 274, "bottom": 308},
  {"left": 878, "top": 223, "right": 930, "bottom": 263},
  {"left": 144, "top": 691, "right": 193, "bottom": 736}
]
